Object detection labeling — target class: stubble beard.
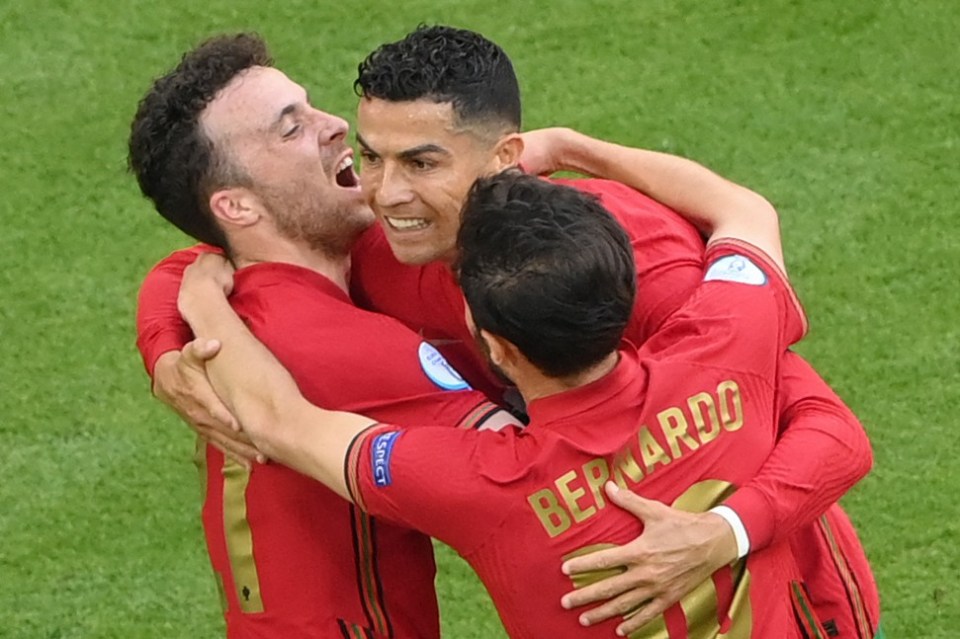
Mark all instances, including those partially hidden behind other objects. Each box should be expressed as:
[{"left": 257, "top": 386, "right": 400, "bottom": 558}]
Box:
[{"left": 262, "top": 183, "right": 372, "bottom": 259}]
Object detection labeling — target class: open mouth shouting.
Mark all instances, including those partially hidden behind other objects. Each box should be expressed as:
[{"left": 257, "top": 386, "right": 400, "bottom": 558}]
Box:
[{"left": 335, "top": 155, "right": 360, "bottom": 189}]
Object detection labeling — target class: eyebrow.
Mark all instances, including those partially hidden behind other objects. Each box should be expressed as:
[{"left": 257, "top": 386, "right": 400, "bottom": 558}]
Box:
[
  {"left": 398, "top": 144, "right": 449, "bottom": 160},
  {"left": 272, "top": 90, "right": 310, "bottom": 129},
  {"left": 356, "top": 134, "right": 450, "bottom": 159},
  {"left": 274, "top": 103, "right": 298, "bottom": 127}
]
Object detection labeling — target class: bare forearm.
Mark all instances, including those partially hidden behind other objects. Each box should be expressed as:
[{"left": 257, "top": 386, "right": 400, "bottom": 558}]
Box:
[
  {"left": 180, "top": 285, "right": 301, "bottom": 444},
  {"left": 179, "top": 282, "right": 373, "bottom": 497},
  {"left": 552, "top": 129, "right": 783, "bottom": 265}
]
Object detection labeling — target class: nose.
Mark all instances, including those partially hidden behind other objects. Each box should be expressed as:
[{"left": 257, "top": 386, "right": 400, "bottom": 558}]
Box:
[
  {"left": 316, "top": 112, "right": 349, "bottom": 146},
  {"left": 372, "top": 162, "right": 414, "bottom": 208}
]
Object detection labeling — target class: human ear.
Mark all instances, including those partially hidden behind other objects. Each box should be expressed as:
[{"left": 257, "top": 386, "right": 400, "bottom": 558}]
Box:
[
  {"left": 209, "top": 188, "right": 260, "bottom": 229},
  {"left": 479, "top": 329, "right": 508, "bottom": 367},
  {"left": 480, "top": 329, "right": 526, "bottom": 373},
  {"left": 493, "top": 133, "right": 524, "bottom": 171}
]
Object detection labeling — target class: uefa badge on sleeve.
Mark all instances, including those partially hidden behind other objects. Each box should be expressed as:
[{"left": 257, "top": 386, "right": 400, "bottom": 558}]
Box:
[
  {"left": 704, "top": 255, "right": 767, "bottom": 286},
  {"left": 418, "top": 342, "right": 471, "bottom": 391}
]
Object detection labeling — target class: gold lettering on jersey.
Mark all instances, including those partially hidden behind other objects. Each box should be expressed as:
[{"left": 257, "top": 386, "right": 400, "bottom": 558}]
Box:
[
  {"left": 638, "top": 426, "right": 672, "bottom": 474},
  {"left": 718, "top": 380, "right": 743, "bottom": 431},
  {"left": 687, "top": 392, "right": 722, "bottom": 443},
  {"left": 528, "top": 489, "right": 572, "bottom": 537},
  {"left": 556, "top": 470, "right": 596, "bottom": 523},
  {"left": 658, "top": 407, "right": 700, "bottom": 459},
  {"left": 612, "top": 446, "right": 644, "bottom": 488},
  {"left": 527, "top": 379, "right": 745, "bottom": 538},
  {"left": 582, "top": 458, "right": 610, "bottom": 509}
]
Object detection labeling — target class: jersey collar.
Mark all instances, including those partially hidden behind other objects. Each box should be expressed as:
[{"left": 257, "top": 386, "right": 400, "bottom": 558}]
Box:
[
  {"left": 525, "top": 346, "right": 644, "bottom": 429},
  {"left": 235, "top": 261, "right": 352, "bottom": 304}
]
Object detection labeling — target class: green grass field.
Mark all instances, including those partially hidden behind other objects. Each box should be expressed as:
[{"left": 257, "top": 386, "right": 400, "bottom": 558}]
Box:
[{"left": 1, "top": 1, "right": 957, "bottom": 637}]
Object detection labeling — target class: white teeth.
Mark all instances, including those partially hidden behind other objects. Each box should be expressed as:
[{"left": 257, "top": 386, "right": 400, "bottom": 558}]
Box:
[
  {"left": 336, "top": 156, "right": 353, "bottom": 173},
  {"left": 385, "top": 217, "right": 429, "bottom": 231}
]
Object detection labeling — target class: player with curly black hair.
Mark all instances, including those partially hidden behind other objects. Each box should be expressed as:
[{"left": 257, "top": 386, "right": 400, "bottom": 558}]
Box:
[
  {"left": 128, "top": 33, "right": 520, "bottom": 639},
  {"left": 129, "top": 33, "right": 272, "bottom": 249}
]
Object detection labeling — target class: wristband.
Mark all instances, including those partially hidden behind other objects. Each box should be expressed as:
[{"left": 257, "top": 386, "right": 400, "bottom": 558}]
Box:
[{"left": 709, "top": 505, "right": 750, "bottom": 559}]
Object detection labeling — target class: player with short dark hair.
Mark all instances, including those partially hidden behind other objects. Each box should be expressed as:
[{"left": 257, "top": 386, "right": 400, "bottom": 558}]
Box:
[
  {"left": 346, "top": 27, "right": 879, "bottom": 637},
  {"left": 176, "top": 161, "right": 813, "bottom": 638},
  {"left": 356, "top": 24, "right": 522, "bottom": 133},
  {"left": 456, "top": 173, "right": 636, "bottom": 379}
]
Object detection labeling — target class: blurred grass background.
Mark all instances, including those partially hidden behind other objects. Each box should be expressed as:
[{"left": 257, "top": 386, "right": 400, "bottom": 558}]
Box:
[{"left": 1, "top": 1, "right": 956, "bottom": 636}]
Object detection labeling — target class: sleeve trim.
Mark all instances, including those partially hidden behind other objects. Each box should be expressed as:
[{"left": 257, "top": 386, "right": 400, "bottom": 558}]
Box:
[
  {"left": 344, "top": 423, "right": 389, "bottom": 509},
  {"left": 709, "top": 505, "right": 751, "bottom": 559},
  {"left": 722, "top": 485, "right": 778, "bottom": 552},
  {"left": 457, "top": 401, "right": 504, "bottom": 430}
]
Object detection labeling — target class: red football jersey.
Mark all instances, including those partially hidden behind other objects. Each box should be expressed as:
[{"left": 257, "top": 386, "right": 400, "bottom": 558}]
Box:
[
  {"left": 348, "top": 242, "right": 809, "bottom": 638},
  {"left": 193, "top": 261, "right": 499, "bottom": 638},
  {"left": 347, "top": 177, "right": 878, "bottom": 637},
  {"left": 348, "top": 177, "right": 705, "bottom": 408},
  {"left": 758, "top": 356, "right": 881, "bottom": 638},
  {"left": 136, "top": 178, "right": 878, "bottom": 637}
]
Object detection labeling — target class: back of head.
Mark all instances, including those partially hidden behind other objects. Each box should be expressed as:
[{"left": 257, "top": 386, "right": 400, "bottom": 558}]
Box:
[
  {"left": 128, "top": 33, "right": 272, "bottom": 248},
  {"left": 456, "top": 172, "right": 636, "bottom": 379},
  {"left": 355, "top": 25, "right": 521, "bottom": 134}
]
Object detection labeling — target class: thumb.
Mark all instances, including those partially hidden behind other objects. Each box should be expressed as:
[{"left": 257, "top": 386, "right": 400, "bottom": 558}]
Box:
[{"left": 605, "top": 482, "right": 664, "bottom": 520}]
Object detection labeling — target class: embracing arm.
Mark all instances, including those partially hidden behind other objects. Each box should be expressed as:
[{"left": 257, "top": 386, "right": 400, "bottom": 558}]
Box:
[
  {"left": 522, "top": 127, "right": 783, "bottom": 270},
  {"left": 560, "top": 358, "right": 872, "bottom": 634},
  {"left": 137, "top": 245, "right": 258, "bottom": 464},
  {"left": 177, "top": 255, "right": 375, "bottom": 499},
  {"left": 533, "top": 128, "right": 871, "bottom": 546},
  {"left": 531, "top": 130, "right": 871, "bottom": 633}
]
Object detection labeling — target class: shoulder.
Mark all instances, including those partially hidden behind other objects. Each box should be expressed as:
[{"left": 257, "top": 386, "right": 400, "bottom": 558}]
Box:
[
  {"left": 641, "top": 241, "right": 796, "bottom": 372},
  {"left": 232, "top": 266, "right": 421, "bottom": 365},
  {"left": 703, "top": 239, "right": 806, "bottom": 334}
]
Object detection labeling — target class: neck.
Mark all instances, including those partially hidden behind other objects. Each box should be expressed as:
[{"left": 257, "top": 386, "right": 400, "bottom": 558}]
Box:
[
  {"left": 513, "top": 351, "right": 620, "bottom": 404},
  {"left": 231, "top": 233, "right": 351, "bottom": 293}
]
